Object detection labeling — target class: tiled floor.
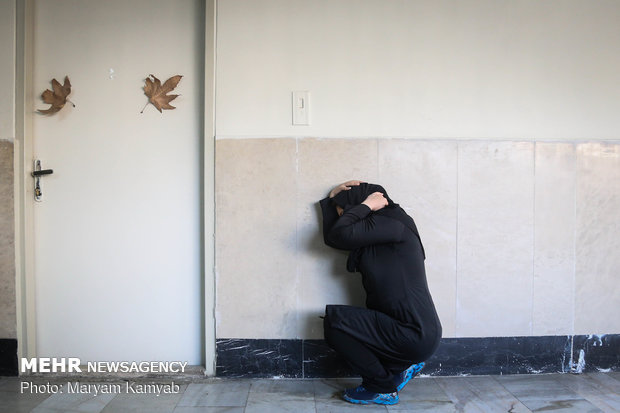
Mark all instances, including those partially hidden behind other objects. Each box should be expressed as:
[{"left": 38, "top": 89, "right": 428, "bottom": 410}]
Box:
[{"left": 0, "top": 372, "right": 618, "bottom": 412}]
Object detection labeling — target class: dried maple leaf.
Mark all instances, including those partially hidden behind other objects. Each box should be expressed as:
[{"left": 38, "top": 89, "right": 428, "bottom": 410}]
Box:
[
  {"left": 38, "top": 76, "right": 74, "bottom": 114},
  {"left": 142, "top": 74, "right": 182, "bottom": 113}
]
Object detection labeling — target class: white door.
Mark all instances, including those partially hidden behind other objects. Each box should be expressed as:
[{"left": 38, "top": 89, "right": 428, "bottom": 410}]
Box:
[{"left": 30, "top": 0, "right": 205, "bottom": 364}]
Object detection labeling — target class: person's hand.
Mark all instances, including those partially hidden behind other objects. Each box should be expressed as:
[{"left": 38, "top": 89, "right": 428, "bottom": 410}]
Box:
[
  {"left": 362, "top": 192, "right": 388, "bottom": 211},
  {"left": 329, "top": 180, "right": 363, "bottom": 198}
]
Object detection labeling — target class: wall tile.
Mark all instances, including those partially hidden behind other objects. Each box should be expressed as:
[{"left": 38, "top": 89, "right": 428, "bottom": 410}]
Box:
[
  {"left": 456, "top": 141, "right": 534, "bottom": 337},
  {"left": 533, "top": 143, "right": 576, "bottom": 335},
  {"left": 575, "top": 143, "right": 620, "bottom": 334},
  {"left": 216, "top": 338, "right": 302, "bottom": 378},
  {"left": 378, "top": 139, "right": 458, "bottom": 337},
  {"left": 0, "top": 140, "right": 15, "bottom": 339},
  {"left": 216, "top": 139, "right": 298, "bottom": 338},
  {"left": 296, "top": 138, "right": 378, "bottom": 338}
]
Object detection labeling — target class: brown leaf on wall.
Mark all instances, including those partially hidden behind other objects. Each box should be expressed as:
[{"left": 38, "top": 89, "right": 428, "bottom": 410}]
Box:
[
  {"left": 142, "top": 74, "right": 182, "bottom": 113},
  {"left": 38, "top": 76, "right": 74, "bottom": 114}
]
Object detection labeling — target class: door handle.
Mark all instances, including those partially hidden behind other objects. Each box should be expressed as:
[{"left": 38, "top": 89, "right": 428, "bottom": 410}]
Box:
[
  {"left": 32, "top": 169, "right": 54, "bottom": 177},
  {"left": 32, "top": 160, "right": 53, "bottom": 202}
]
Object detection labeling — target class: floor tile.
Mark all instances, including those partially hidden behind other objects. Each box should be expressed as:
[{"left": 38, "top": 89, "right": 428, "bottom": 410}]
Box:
[
  {"left": 314, "top": 399, "right": 388, "bottom": 413},
  {"left": 246, "top": 397, "right": 315, "bottom": 413},
  {"left": 30, "top": 383, "right": 116, "bottom": 413},
  {"left": 249, "top": 379, "right": 314, "bottom": 396},
  {"left": 245, "top": 379, "right": 315, "bottom": 413},
  {"left": 555, "top": 373, "right": 620, "bottom": 412},
  {"left": 496, "top": 374, "right": 603, "bottom": 412},
  {"left": 312, "top": 378, "right": 358, "bottom": 400},
  {"left": 606, "top": 372, "right": 620, "bottom": 382},
  {"left": 0, "top": 390, "right": 50, "bottom": 413},
  {"left": 176, "top": 381, "right": 250, "bottom": 407},
  {"left": 100, "top": 384, "right": 186, "bottom": 413},
  {"left": 173, "top": 408, "right": 245, "bottom": 413},
  {"left": 435, "top": 376, "right": 531, "bottom": 412},
  {"left": 384, "top": 377, "right": 454, "bottom": 412},
  {"left": 313, "top": 379, "right": 388, "bottom": 412},
  {"left": 0, "top": 377, "right": 71, "bottom": 413},
  {"left": 0, "top": 377, "right": 66, "bottom": 392}
]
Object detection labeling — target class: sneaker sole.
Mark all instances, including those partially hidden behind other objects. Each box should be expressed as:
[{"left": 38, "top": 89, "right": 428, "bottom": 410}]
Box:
[
  {"left": 396, "top": 362, "right": 425, "bottom": 392},
  {"left": 343, "top": 394, "right": 399, "bottom": 406}
]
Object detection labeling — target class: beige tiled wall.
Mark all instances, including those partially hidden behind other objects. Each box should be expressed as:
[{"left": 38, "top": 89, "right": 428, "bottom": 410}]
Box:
[
  {"left": 574, "top": 143, "right": 620, "bottom": 334},
  {"left": 533, "top": 143, "right": 576, "bottom": 335},
  {"left": 456, "top": 142, "right": 535, "bottom": 337},
  {"left": 215, "top": 139, "right": 298, "bottom": 338},
  {"left": 215, "top": 138, "right": 620, "bottom": 339},
  {"left": 296, "top": 139, "right": 379, "bottom": 339},
  {"left": 0, "top": 140, "right": 15, "bottom": 339},
  {"left": 378, "top": 140, "right": 458, "bottom": 337}
]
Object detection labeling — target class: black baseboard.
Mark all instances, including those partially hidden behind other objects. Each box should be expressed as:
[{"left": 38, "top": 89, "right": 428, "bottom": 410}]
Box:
[
  {"left": 216, "top": 334, "right": 620, "bottom": 378},
  {"left": 4, "top": 335, "right": 617, "bottom": 378},
  {"left": 0, "top": 339, "right": 18, "bottom": 376}
]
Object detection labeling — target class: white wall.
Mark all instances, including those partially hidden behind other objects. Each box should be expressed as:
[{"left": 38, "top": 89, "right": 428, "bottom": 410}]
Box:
[
  {"left": 217, "top": 0, "right": 620, "bottom": 139},
  {"left": 0, "top": 0, "right": 15, "bottom": 140}
]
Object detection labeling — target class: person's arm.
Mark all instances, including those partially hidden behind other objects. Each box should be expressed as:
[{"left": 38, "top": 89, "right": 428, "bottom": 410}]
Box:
[
  {"left": 319, "top": 180, "right": 364, "bottom": 249},
  {"left": 319, "top": 197, "right": 342, "bottom": 249},
  {"left": 326, "top": 204, "right": 405, "bottom": 250}
]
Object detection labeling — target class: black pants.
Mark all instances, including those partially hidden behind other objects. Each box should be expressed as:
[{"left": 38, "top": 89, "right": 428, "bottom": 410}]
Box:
[{"left": 324, "top": 315, "right": 411, "bottom": 393}]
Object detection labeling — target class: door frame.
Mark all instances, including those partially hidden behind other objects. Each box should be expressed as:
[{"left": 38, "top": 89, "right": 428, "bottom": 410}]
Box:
[{"left": 14, "top": 0, "right": 217, "bottom": 375}]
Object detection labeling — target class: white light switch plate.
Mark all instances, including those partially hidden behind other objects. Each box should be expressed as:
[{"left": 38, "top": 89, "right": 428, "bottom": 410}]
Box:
[{"left": 292, "top": 91, "right": 310, "bottom": 125}]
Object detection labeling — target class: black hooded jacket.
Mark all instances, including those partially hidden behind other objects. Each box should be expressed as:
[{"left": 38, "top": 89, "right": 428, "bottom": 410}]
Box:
[{"left": 320, "top": 183, "right": 442, "bottom": 355}]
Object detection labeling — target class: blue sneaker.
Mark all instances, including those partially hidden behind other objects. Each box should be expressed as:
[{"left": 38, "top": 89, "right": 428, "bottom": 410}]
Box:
[
  {"left": 343, "top": 385, "right": 399, "bottom": 405},
  {"left": 394, "top": 362, "right": 425, "bottom": 392}
]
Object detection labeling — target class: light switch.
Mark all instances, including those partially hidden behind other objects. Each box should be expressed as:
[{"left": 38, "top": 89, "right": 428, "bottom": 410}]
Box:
[{"left": 292, "top": 91, "right": 310, "bottom": 125}]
